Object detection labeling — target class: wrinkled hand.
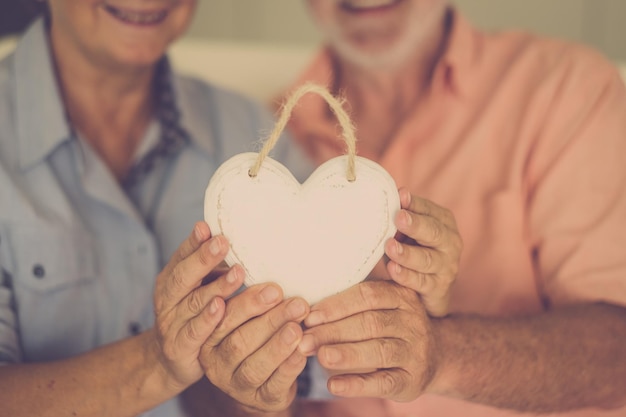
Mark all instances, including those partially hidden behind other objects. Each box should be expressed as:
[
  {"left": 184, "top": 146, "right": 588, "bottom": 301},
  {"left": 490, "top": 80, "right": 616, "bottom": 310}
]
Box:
[
  {"left": 298, "top": 280, "right": 438, "bottom": 401},
  {"left": 383, "top": 188, "right": 463, "bottom": 317},
  {"left": 152, "top": 221, "right": 243, "bottom": 390},
  {"left": 199, "top": 285, "right": 310, "bottom": 412}
]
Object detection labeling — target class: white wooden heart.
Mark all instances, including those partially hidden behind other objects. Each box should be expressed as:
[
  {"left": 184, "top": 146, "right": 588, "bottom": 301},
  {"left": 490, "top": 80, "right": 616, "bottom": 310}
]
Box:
[{"left": 204, "top": 152, "right": 400, "bottom": 305}]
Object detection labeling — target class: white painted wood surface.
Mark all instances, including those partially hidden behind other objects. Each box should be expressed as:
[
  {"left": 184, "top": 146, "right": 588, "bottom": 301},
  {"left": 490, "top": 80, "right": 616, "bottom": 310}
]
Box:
[{"left": 204, "top": 153, "right": 401, "bottom": 304}]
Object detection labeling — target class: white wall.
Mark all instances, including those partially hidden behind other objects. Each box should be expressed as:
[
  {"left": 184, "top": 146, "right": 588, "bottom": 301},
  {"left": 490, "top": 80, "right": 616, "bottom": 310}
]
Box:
[{"left": 185, "top": 0, "right": 626, "bottom": 60}]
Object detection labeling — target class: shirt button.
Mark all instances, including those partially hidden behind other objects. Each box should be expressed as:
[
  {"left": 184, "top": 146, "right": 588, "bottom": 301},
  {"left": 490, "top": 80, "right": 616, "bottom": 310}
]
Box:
[
  {"left": 129, "top": 322, "right": 142, "bottom": 336},
  {"left": 32, "top": 264, "right": 45, "bottom": 279}
]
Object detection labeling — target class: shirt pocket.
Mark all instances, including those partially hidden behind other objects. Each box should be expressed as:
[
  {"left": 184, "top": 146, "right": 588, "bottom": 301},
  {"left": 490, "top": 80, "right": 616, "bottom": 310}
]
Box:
[{"left": 10, "top": 225, "right": 98, "bottom": 361}]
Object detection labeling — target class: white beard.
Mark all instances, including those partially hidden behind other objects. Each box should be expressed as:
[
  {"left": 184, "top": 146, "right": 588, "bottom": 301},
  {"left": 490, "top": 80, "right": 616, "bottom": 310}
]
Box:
[{"left": 320, "top": 2, "right": 447, "bottom": 72}]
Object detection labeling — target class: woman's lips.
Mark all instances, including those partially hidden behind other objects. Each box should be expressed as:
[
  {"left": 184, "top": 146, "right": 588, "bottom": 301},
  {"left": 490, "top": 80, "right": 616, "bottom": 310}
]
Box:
[
  {"left": 103, "top": 4, "right": 168, "bottom": 25},
  {"left": 340, "top": 0, "right": 403, "bottom": 13}
]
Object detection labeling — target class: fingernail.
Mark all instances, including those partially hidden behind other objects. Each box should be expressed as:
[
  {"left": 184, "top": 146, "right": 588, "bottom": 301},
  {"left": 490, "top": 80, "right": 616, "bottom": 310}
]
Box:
[
  {"left": 209, "top": 237, "right": 222, "bottom": 255},
  {"left": 403, "top": 210, "right": 412, "bottom": 226},
  {"left": 281, "top": 326, "right": 298, "bottom": 345},
  {"left": 298, "top": 334, "right": 315, "bottom": 355},
  {"left": 324, "top": 347, "right": 342, "bottom": 365},
  {"left": 194, "top": 223, "right": 207, "bottom": 241},
  {"left": 305, "top": 311, "right": 324, "bottom": 327},
  {"left": 330, "top": 379, "right": 347, "bottom": 394},
  {"left": 395, "top": 240, "right": 404, "bottom": 255},
  {"left": 226, "top": 266, "right": 239, "bottom": 284},
  {"left": 194, "top": 224, "right": 202, "bottom": 240},
  {"left": 287, "top": 299, "right": 307, "bottom": 318},
  {"left": 403, "top": 190, "right": 412, "bottom": 207},
  {"left": 395, "top": 262, "right": 402, "bottom": 275},
  {"left": 209, "top": 298, "right": 220, "bottom": 315},
  {"left": 260, "top": 286, "right": 280, "bottom": 304}
]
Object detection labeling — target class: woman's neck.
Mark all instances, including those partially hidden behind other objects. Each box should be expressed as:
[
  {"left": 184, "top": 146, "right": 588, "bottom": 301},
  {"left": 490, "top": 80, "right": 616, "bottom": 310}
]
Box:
[{"left": 50, "top": 28, "right": 156, "bottom": 180}]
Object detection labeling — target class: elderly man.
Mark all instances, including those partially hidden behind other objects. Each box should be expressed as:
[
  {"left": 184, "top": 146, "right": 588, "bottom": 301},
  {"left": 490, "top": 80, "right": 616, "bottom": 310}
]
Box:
[
  {"left": 188, "top": 1, "right": 626, "bottom": 416},
  {"left": 280, "top": 0, "right": 626, "bottom": 416}
]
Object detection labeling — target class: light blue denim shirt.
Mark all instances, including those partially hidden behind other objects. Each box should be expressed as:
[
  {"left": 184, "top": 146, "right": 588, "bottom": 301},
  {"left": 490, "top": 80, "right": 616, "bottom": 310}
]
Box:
[{"left": 0, "top": 19, "right": 314, "bottom": 416}]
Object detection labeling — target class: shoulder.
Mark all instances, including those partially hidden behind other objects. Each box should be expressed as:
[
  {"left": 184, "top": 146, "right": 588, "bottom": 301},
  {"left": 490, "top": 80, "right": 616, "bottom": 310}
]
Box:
[
  {"left": 172, "top": 72, "right": 313, "bottom": 179},
  {"left": 174, "top": 73, "right": 264, "bottom": 116},
  {"left": 479, "top": 29, "right": 622, "bottom": 93}
]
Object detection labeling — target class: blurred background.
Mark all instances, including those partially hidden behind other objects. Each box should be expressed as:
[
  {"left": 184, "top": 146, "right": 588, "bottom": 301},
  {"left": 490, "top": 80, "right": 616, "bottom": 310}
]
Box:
[
  {"left": 1, "top": 0, "right": 625, "bottom": 61},
  {"left": 184, "top": 0, "right": 626, "bottom": 61}
]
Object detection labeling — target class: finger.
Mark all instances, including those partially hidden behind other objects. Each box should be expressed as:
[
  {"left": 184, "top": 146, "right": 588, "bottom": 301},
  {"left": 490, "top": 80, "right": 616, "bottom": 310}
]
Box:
[
  {"left": 202, "top": 261, "right": 230, "bottom": 286},
  {"left": 258, "top": 350, "right": 306, "bottom": 411},
  {"left": 299, "top": 309, "right": 402, "bottom": 356},
  {"left": 170, "top": 222, "right": 212, "bottom": 267},
  {"left": 385, "top": 239, "right": 448, "bottom": 276},
  {"left": 205, "top": 284, "right": 287, "bottom": 347},
  {"left": 395, "top": 209, "right": 448, "bottom": 249},
  {"left": 317, "top": 338, "right": 409, "bottom": 371},
  {"left": 212, "top": 297, "right": 309, "bottom": 367},
  {"left": 304, "top": 281, "right": 406, "bottom": 328},
  {"left": 165, "top": 268, "right": 244, "bottom": 364},
  {"left": 175, "top": 296, "right": 227, "bottom": 357},
  {"left": 398, "top": 188, "right": 457, "bottom": 231},
  {"left": 233, "top": 322, "right": 304, "bottom": 400},
  {"left": 178, "top": 265, "right": 245, "bottom": 321},
  {"left": 155, "top": 222, "right": 211, "bottom": 295},
  {"left": 159, "top": 235, "right": 230, "bottom": 310},
  {"left": 385, "top": 259, "right": 451, "bottom": 317},
  {"left": 385, "top": 258, "right": 436, "bottom": 292},
  {"left": 327, "top": 369, "right": 411, "bottom": 400}
]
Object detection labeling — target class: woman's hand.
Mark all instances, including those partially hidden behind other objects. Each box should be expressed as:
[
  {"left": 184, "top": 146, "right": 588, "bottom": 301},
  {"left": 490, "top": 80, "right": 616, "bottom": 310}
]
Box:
[
  {"left": 199, "top": 288, "right": 310, "bottom": 412},
  {"left": 151, "top": 221, "right": 243, "bottom": 391},
  {"left": 384, "top": 188, "right": 463, "bottom": 317}
]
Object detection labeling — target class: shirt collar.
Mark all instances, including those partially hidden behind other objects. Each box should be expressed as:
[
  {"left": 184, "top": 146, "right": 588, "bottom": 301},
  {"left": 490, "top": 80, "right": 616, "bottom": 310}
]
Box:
[
  {"left": 12, "top": 20, "right": 211, "bottom": 181},
  {"left": 435, "top": 7, "right": 481, "bottom": 97},
  {"left": 14, "top": 18, "right": 72, "bottom": 171},
  {"left": 123, "top": 58, "right": 192, "bottom": 187},
  {"left": 171, "top": 73, "right": 214, "bottom": 157},
  {"left": 122, "top": 58, "right": 217, "bottom": 188}
]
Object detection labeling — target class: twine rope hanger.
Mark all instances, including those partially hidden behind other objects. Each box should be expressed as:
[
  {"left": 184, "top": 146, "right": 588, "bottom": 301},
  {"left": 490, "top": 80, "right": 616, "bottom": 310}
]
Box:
[{"left": 248, "top": 83, "right": 358, "bottom": 182}]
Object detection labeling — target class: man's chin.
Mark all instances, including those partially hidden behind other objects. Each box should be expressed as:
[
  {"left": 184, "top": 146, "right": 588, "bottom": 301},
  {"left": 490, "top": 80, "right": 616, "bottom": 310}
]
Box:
[{"left": 331, "top": 40, "right": 412, "bottom": 72}]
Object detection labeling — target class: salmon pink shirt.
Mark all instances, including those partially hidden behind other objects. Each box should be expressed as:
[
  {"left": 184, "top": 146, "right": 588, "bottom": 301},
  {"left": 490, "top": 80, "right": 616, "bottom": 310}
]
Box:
[{"left": 284, "top": 9, "right": 626, "bottom": 417}]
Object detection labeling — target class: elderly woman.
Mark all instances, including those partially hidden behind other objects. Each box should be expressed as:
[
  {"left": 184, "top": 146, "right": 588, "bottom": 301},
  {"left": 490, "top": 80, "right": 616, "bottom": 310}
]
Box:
[{"left": 0, "top": 1, "right": 312, "bottom": 416}]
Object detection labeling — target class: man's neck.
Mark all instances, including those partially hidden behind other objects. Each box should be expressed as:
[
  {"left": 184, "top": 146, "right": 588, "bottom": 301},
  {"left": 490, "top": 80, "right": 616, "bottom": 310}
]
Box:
[{"left": 333, "top": 8, "right": 452, "bottom": 158}]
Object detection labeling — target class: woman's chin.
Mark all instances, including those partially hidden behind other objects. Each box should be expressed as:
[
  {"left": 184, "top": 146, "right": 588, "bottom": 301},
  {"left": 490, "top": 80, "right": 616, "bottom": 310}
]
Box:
[{"left": 105, "top": 47, "right": 167, "bottom": 71}]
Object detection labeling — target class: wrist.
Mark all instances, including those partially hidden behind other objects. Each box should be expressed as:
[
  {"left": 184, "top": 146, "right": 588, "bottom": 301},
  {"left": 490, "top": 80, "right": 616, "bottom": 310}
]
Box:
[
  {"left": 424, "top": 316, "right": 458, "bottom": 397},
  {"left": 134, "top": 328, "right": 189, "bottom": 404}
]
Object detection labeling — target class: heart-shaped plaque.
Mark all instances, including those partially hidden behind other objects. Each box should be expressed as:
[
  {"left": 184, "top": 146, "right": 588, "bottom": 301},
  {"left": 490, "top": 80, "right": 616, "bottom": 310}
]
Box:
[{"left": 204, "top": 84, "right": 400, "bottom": 304}]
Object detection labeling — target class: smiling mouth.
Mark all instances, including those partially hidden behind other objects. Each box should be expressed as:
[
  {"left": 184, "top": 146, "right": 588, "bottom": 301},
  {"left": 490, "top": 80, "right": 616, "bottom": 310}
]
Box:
[
  {"left": 340, "top": 0, "right": 403, "bottom": 13},
  {"left": 103, "top": 4, "right": 168, "bottom": 25}
]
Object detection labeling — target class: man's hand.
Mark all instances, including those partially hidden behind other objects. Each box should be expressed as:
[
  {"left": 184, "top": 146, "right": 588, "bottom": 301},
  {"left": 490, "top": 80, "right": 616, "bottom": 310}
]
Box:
[
  {"left": 152, "top": 221, "right": 244, "bottom": 391},
  {"left": 199, "top": 287, "right": 310, "bottom": 412},
  {"left": 298, "top": 280, "right": 439, "bottom": 401},
  {"left": 384, "top": 188, "right": 463, "bottom": 317}
]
